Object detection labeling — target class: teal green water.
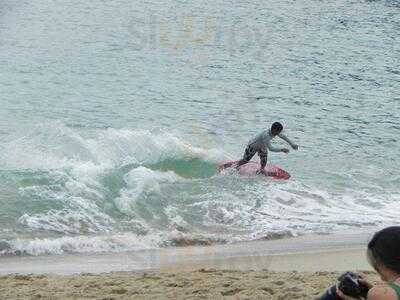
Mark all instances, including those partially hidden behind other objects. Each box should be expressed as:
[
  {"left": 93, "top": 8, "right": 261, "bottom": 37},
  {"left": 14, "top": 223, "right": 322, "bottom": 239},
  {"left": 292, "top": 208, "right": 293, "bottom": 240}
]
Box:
[{"left": 0, "top": 0, "right": 399, "bottom": 255}]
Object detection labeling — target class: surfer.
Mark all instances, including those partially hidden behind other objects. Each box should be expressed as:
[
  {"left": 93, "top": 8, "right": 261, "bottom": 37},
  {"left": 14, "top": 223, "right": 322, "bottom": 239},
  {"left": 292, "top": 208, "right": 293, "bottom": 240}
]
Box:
[{"left": 235, "top": 122, "right": 299, "bottom": 175}]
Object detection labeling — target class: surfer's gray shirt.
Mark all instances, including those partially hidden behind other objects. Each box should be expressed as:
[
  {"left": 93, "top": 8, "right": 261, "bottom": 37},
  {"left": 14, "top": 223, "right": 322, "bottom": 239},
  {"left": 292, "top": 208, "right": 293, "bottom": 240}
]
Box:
[{"left": 248, "top": 130, "right": 296, "bottom": 152}]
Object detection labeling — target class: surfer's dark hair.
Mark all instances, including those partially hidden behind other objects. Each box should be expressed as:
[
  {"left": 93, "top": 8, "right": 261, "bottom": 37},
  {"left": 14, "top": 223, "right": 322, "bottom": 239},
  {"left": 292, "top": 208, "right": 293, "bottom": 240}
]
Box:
[
  {"left": 271, "top": 122, "right": 283, "bottom": 132},
  {"left": 367, "top": 226, "right": 400, "bottom": 274}
]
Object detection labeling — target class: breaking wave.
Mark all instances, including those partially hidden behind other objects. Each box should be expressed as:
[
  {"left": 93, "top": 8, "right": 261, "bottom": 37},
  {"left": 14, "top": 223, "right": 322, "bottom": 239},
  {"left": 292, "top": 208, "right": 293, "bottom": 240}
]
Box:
[{"left": 0, "top": 122, "right": 398, "bottom": 256}]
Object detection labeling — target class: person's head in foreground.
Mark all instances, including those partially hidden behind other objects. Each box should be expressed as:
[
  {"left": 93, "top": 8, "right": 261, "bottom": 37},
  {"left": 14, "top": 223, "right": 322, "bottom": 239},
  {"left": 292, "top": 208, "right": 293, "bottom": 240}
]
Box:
[
  {"left": 270, "top": 122, "right": 283, "bottom": 136},
  {"left": 359, "top": 226, "right": 400, "bottom": 300},
  {"left": 319, "top": 226, "right": 400, "bottom": 300}
]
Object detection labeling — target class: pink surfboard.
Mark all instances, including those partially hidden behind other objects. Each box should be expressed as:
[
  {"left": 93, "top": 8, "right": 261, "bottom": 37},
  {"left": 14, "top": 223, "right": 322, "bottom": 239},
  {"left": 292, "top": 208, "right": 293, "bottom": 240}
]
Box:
[{"left": 217, "top": 160, "right": 290, "bottom": 180}]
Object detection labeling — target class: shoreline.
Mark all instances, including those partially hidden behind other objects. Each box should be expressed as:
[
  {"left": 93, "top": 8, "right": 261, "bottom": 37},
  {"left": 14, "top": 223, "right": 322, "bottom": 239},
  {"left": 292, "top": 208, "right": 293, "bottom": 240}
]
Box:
[
  {"left": 0, "top": 231, "right": 380, "bottom": 299},
  {"left": 0, "top": 231, "right": 373, "bottom": 275}
]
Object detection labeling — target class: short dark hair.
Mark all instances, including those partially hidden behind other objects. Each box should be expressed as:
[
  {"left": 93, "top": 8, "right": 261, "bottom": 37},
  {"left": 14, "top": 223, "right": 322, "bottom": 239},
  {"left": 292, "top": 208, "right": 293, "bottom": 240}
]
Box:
[
  {"left": 271, "top": 122, "right": 283, "bottom": 132},
  {"left": 368, "top": 226, "right": 400, "bottom": 274}
]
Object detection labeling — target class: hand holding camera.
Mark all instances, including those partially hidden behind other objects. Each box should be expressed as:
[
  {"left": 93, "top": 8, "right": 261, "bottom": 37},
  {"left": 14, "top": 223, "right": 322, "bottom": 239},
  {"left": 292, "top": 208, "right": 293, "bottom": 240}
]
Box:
[{"left": 317, "top": 272, "right": 371, "bottom": 300}]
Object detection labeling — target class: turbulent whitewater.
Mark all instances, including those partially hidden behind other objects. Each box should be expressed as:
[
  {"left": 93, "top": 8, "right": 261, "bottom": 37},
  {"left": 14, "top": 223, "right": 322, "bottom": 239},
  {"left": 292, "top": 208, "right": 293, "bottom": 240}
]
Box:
[{"left": 0, "top": 123, "right": 398, "bottom": 256}]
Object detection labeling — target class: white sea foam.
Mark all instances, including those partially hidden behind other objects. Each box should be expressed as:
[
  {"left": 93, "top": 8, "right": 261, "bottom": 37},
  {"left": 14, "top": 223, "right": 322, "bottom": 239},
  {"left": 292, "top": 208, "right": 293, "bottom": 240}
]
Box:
[
  {"left": 114, "top": 166, "right": 182, "bottom": 215},
  {"left": 1, "top": 233, "right": 160, "bottom": 256},
  {"left": 0, "top": 122, "right": 225, "bottom": 170}
]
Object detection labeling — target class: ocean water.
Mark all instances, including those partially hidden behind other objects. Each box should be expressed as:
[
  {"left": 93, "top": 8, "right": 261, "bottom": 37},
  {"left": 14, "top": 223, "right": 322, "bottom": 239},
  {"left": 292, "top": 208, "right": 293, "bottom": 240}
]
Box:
[{"left": 0, "top": 0, "right": 399, "bottom": 256}]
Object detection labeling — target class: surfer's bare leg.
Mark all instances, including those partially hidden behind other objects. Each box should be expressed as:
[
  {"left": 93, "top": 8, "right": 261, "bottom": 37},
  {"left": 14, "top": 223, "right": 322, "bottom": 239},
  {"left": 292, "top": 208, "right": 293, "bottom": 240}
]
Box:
[
  {"left": 237, "top": 145, "right": 256, "bottom": 169},
  {"left": 257, "top": 152, "right": 268, "bottom": 175},
  {"left": 258, "top": 151, "right": 276, "bottom": 176}
]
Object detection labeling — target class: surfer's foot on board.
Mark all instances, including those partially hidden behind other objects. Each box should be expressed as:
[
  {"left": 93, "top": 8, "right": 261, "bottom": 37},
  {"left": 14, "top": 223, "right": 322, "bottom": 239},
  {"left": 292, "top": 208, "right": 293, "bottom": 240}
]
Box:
[
  {"left": 256, "top": 169, "right": 277, "bottom": 177},
  {"left": 255, "top": 169, "right": 264, "bottom": 175}
]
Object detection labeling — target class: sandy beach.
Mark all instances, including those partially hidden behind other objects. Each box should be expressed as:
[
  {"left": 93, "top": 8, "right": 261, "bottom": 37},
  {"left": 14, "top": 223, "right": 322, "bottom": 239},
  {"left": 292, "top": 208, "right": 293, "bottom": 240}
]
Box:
[
  {"left": 0, "top": 269, "right": 380, "bottom": 300},
  {"left": 0, "top": 233, "right": 381, "bottom": 299}
]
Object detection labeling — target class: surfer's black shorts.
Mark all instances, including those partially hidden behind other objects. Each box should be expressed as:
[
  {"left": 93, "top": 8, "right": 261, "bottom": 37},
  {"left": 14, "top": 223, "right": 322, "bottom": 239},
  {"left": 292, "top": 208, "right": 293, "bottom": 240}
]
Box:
[{"left": 242, "top": 145, "right": 268, "bottom": 162}]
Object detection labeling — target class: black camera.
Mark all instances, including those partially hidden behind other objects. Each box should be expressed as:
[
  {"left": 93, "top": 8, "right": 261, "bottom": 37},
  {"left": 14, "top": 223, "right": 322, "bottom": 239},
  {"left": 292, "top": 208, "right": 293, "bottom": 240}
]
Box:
[{"left": 317, "top": 272, "right": 370, "bottom": 300}]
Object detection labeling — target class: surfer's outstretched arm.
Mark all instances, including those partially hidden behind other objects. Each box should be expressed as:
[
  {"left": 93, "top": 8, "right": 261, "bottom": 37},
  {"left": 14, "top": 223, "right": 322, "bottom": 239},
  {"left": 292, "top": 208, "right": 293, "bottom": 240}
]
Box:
[{"left": 278, "top": 133, "right": 299, "bottom": 150}]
